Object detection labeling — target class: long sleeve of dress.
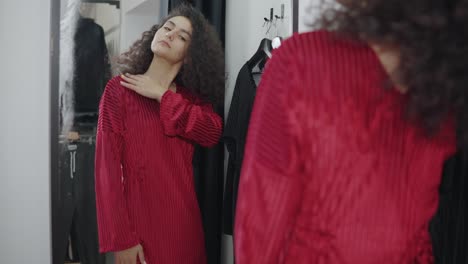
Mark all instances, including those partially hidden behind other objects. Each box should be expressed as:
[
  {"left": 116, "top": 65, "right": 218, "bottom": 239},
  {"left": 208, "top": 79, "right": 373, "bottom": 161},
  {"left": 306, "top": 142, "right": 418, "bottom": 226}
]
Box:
[
  {"left": 95, "top": 77, "right": 139, "bottom": 252},
  {"left": 159, "top": 90, "right": 223, "bottom": 147},
  {"left": 234, "top": 39, "right": 305, "bottom": 263}
]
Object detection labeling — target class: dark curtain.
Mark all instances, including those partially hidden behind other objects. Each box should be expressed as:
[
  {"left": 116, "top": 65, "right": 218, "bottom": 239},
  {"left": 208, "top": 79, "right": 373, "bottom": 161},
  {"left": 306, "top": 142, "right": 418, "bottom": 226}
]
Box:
[
  {"left": 168, "top": 1, "right": 226, "bottom": 264},
  {"left": 169, "top": 0, "right": 225, "bottom": 46},
  {"left": 430, "top": 150, "right": 468, "bottom": 264}
]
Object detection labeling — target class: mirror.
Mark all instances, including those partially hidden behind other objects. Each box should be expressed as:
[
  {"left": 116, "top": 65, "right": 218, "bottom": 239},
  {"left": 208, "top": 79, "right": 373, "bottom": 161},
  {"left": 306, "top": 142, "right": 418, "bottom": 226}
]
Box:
[
  {"left": 52, "top": 0, "right": 121, "bottom": 263},
  {"left": 50, "top": 1, "right": 226, "bottom": 264}
]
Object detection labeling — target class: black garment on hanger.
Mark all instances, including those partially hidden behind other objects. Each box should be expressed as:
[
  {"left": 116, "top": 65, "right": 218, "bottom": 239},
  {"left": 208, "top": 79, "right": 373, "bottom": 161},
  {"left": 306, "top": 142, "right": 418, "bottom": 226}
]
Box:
[
  {"left": 246, "top": 38, "right": 272, "bottom": 70},
  {"left": 52, "top": 139, "right": 106, "bottom": 264},
  {"left": 73, "top": 17, "right": 111, "bottom": 116},
  {"left": 430, "top": 150, "right": 468, "bottom": 264},
  {"left": 222, "top": 39, "right": 271, "bottom": 236},
  {"left": 223, "top": 67, "right": 260, "bottom": 235}
]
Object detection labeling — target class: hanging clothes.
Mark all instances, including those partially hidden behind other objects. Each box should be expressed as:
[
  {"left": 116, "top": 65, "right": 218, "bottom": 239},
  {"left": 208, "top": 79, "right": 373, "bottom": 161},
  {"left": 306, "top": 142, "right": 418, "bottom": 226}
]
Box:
[
  {"left": 53, "top": 138, "right": 106, "bottom": 264},
  {"left": 53, "top": 16, "right": 111, "bottom": 264},
  {"left": 223, "top": 38, "right": 272, "bottom": 235},
  {"left": 223, "top": 64, "right": 259, "bottom": 235},
  {"left": 73, "top": 16, "right": 111, "bottom": 116},
  {"left": 430, "top": 150, "right": 468, "bottom": 264}
]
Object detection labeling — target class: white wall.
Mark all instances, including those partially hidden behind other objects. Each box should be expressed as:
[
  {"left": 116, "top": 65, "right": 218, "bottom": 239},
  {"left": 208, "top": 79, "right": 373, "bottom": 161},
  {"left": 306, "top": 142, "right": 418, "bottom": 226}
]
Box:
[
  {"left": 224, "top": 0, "right": 323, "bottom": 114},
  {"left": 94, "top": 3, "right": 121, "bottom": 32},
  {"left": 298, "top": 0, "right": 338, "bottom": 32},
  {"left": 225, "top": 0, "right": 292, "bottom": 117},
  {"left": 0, "top": 1, "right": 51, "bottom": 263},
  {"left": 120, "top": 0, "right": 163, "bottom": 53},
  {"left": 92, "top": 3, "right": 122, "bottom": 75},
  {"left": 299, "top": 0, "right": 315, "bottom": 32}
]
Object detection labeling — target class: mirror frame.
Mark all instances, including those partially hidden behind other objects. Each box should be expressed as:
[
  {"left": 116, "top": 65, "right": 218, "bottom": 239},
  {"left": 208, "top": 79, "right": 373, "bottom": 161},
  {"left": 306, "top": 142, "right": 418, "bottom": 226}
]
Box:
[
  {"left": 292, "top": 0, "right": 298, "bottom": 33},
  {"left": 49, "top": 0, "right": 61, "bottom": 262}
]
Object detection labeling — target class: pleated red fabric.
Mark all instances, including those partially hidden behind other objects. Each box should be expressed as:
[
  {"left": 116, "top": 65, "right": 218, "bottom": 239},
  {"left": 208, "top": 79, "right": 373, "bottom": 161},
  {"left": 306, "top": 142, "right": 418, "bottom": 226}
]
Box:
[
  {"left": 95, "top": 76, "right": 222, "bottom": 264},
  {"left": 235, "top": 31, "right": 456, "bottom": 264}
]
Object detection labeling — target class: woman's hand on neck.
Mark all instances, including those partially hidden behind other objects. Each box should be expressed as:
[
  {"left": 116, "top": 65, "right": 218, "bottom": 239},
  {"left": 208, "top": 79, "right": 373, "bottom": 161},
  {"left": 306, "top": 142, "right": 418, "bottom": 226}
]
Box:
[
  {"left": 120, "top": 54, "right": 182, "bottom": 102},
  {"left": 120, "top": 54, "right": 184, "bottom": 101},
  {"left": 120, "top": 73, "right": 174, "bottom": 102},
  {"left": 144, "top": 54, "right": 183, "bottom": 90}
]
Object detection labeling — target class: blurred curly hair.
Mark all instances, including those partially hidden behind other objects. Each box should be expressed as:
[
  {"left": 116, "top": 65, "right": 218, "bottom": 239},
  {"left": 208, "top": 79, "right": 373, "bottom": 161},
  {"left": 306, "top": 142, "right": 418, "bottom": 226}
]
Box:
[{"left": 316, "top": 0, "right": 468, "bottom": 146}]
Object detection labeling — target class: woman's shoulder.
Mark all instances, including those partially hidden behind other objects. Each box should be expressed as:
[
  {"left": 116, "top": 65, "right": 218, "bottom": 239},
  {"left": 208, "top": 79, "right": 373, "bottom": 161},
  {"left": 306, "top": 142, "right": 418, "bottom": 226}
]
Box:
[
  {"left": 105, "top": 75, "right": 123, "bottom": 91},
  {"left": 104, "top": 75, "right": 133, "bottom": 97},
  {"left": 284, "top": 30, "right": 365, "bottom": 48},
  {"left": 100, "top": 75, "right": 132, "bottom": 106},
  {"left": 283, "top": 30, "right": 338, "bottom": 46},
  {"left": 274, "top": 30, "right": 369, "bottom": 64}
]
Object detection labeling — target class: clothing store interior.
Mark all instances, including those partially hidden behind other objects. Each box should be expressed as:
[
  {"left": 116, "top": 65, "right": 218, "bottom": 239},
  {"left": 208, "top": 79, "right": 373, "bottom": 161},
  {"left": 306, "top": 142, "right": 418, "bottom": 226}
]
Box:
[{"left": 1, "top": 0, "right": 468, "bottom": 263}]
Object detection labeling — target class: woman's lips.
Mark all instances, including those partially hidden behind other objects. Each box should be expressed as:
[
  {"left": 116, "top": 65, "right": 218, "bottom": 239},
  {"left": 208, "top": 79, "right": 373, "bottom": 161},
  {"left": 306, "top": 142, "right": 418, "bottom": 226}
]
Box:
[{"left": 158, "top": 40, "right": 171, "bottom": 48}]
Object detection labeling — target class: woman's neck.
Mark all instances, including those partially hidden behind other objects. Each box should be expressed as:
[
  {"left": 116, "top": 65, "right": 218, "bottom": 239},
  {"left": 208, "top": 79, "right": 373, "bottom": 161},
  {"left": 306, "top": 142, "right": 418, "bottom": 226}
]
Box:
[
  {"left": 369, "top": 43, "right": 408, "bottom": 94},
  {"left": 144, "top": 55, "right": 181, "bottom": 91}
]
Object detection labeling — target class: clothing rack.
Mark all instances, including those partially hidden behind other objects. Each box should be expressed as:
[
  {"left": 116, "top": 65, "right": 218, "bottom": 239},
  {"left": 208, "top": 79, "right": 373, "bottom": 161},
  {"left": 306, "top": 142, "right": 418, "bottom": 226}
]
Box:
[
  {"left": 75, "top": 112, "right": 98, "bottom": 118},
  {"left": 81, "top": 0, "right": 120, "bottom": 8},
  {"left": 59, "top": 133, "right": 96, "bottom": 145}
]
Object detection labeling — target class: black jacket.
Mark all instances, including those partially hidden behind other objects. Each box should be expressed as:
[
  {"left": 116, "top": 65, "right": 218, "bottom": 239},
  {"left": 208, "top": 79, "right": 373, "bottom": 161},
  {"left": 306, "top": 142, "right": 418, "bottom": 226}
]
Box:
[
  {"left": 73, "top": 17, "right": 111, "bottom": 114},
  {"left": 223, "top": 63, "right": 259, "bottom": 235}
]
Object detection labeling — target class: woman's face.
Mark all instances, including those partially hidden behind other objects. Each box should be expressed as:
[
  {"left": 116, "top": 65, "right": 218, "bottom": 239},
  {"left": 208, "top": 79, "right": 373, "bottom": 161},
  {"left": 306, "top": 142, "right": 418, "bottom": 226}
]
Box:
[{"left": 151, "top": 16, "right": 193, "bottom": 64}]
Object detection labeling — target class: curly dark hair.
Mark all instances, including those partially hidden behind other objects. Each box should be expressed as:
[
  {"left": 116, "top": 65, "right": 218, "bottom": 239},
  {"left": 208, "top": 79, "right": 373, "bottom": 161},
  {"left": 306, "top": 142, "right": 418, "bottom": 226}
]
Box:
[
  {"left": 315, "top": 0, "right": 468, "bottom": 146},
  {"left": 117, "top": 3, "right": 225, "bottom": 107}
]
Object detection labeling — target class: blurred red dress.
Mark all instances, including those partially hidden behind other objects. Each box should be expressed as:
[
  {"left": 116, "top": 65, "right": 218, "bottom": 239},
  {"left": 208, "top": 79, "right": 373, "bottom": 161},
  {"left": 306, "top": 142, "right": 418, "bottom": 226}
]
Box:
[{"left": 235, "top": 31, "right": 456, "bottom": 264}]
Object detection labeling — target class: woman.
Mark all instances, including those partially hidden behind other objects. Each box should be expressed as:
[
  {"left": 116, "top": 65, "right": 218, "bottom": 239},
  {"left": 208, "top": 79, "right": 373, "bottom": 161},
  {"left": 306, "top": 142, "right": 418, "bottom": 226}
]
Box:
[
  {"left": 94, "top": 4, "right": 224, "bottom": 264},
  {"left": 235, "top": 0, "right": 468, "bottom": 263}
]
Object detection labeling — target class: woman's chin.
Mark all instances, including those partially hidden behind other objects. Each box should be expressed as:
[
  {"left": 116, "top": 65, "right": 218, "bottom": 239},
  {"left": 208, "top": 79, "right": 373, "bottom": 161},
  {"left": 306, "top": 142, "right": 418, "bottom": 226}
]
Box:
[{"left": 152, "top": 49, "right": 166, "bottom": 57}]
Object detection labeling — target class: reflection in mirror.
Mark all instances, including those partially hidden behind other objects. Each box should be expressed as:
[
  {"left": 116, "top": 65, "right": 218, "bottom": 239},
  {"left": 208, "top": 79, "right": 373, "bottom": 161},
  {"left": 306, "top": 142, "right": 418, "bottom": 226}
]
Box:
[
  {"left": 52, "top": 1, "right": 225, "bottom": 264},
  {"left": 53, "top": 0, "right": 120, "bottom": 263}
]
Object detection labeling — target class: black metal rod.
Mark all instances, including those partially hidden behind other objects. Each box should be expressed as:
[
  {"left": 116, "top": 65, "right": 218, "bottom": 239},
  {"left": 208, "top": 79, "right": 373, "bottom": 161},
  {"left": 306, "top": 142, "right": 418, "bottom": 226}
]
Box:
[
  {"left": 292, "top": 0, "right": 298, "bottom": 32},
  {"left": 81, "top": 0, "right": 120, "bottom": 8}
]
